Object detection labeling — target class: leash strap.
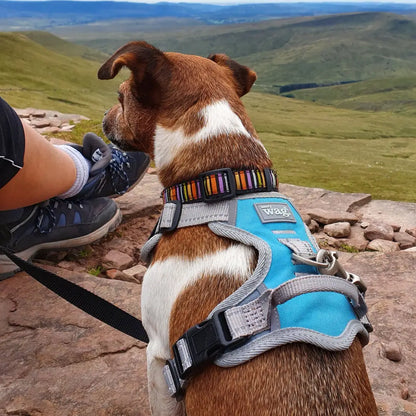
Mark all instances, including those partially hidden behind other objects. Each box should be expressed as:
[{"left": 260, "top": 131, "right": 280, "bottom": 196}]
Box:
[{"left": 0, "top": 245, "right": 149, "bottom": 343}]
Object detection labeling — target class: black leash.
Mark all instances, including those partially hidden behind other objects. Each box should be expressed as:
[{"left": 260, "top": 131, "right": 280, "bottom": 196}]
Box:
[{"left": 0, "top": 246, "right": 149, "bottom": 343}]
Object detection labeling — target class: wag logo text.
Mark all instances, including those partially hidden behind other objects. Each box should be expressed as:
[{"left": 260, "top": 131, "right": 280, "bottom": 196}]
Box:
[{"left": 254, "top": 202, "right": 296, "bottom": 223}]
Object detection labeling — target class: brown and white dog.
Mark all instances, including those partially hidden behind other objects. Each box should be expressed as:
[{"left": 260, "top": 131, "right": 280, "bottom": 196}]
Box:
[{"left": 98, "top": 41, "right": 378, "bottom": 416}]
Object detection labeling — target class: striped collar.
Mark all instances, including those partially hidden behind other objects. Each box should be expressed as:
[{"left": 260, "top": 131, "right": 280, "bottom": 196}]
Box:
[{"left": 162, "top": 168, "right": 278, "bottom": 204}]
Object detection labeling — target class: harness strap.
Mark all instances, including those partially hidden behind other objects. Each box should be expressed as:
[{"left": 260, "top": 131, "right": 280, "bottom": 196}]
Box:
[
  {"left": 225, "top": 274, "right": 367, "bottom": 340},
  {"left": 158, "top": 200, "right": 231, "bottom": 233},
  {"left": 163, "top": 273, "right": 368, "bottom": 398},
  {"left": 141, "top": 191, "right": 286, "bottom": 263}
]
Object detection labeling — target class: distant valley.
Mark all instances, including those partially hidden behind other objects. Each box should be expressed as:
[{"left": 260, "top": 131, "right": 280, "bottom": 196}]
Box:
[{"left": 1, "top": 0, "right": 416, "bottom": 30}]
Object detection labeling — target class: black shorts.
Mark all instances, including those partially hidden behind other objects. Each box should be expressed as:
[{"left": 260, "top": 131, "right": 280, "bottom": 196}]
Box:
[{"left": 0, "top": 97, "right": 25, "bottom": 189}]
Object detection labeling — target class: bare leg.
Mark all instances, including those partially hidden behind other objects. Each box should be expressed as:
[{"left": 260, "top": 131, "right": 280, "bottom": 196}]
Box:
[{"left": 0, "top": 122, "right": 76, "bottom": 210}]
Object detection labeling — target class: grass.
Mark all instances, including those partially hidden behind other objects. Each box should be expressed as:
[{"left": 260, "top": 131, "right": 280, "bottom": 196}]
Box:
[
  {"left": 243, "top": 93, "right": 416, "bottom": 202},
  {"left": 287, "top": 76, "right": 416, "bottom": 116},
  {"left": 0, "top": 32, "right": 122, "bottom": 119},
  {"left": 87, "top": 265, "right": 103, "bottom": 276},
  {"left": 1, "top": 30, "right": 415, "bottom": 202},
  {"left": 59, "top": 92, "right": 416, "bottom": 202},
  {"left": 51, "top": 119, "right": 106, "bottom": 145}
]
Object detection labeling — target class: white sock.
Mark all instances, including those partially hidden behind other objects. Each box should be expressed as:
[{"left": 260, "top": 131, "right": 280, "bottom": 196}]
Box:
[{"left": 56, "top": 145, "right": 92, "bottom": 199}]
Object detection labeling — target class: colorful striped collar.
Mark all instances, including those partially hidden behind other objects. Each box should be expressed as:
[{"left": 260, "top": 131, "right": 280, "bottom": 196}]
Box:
[{"left": 162, "top": 168, "right": 278, "bottom": 204}]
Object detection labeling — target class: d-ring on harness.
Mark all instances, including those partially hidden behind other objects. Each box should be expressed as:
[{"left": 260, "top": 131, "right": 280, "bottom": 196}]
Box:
[{"left": 141, "top": 168, "right": 372, "bottom": 400}]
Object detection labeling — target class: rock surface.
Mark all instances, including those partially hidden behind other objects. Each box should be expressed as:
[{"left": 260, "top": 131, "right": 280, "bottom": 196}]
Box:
[
  {"left": 281, "top": 183, "right": 416, "bottom": 252},
  {"left": 364, "top": 223, "right": 395, "bottom": 241},
  {"left": 1, "top": 110, "right": 415, "bottom": 415},
  {"left": 1, "top": 173, "right": 415, "bottom": 415},
  {"left": 15, "top": 107, "right": 89, "bottom": 134},
  {"left": 0, "top": 267, "right": 149, "bottom": 416},
  {"left": 340, "top": 251, "right": 416, "bottom": 413},
  {"left": 367, "top": 239, "right": 401, "bottom": 253},
  {"left": 324, "top": 221, "right": 351, "bottom": 238}
]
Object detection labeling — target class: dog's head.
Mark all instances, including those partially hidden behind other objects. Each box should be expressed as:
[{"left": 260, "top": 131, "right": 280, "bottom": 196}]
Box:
[{"left": 98, "top": 41, "right": 257, "bottom": 159}]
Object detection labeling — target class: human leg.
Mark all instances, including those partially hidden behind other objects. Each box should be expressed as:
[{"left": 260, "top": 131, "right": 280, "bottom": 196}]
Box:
[
  {"left": 0, "top": 97, "right": 150, "bottom": 210},
  {"left": 0, "top": 121, "right": 77, "bottom": 210}
]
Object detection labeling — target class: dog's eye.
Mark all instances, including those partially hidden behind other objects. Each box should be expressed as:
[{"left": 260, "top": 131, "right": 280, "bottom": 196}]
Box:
[{"left": 117, "top": 91, "right": 124, "bottom": 104}]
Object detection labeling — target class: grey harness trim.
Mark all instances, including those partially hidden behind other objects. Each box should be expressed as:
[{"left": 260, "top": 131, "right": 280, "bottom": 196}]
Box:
[{"left": 142, "top": 192, "right": 371, "bottom": 398}]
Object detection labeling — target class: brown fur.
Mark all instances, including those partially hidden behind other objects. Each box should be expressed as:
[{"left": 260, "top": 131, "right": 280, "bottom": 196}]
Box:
[
  {"left": 169, "top": 273, "right": 377, "bottom": 416},
  {"left": 99, "top": 41, "right": 378, "bottom": 416}
]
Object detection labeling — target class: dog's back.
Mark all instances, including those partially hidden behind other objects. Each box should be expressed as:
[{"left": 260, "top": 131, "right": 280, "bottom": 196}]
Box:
[
  {"left": 98, "top": 41, "right": 378, "bottom": 416},
  {"left": 165, "top": 227, "right": 377, "bottom": 416}
]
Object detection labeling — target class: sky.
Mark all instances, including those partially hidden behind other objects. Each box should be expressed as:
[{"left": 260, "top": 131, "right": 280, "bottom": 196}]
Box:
[{"left": 10, "top": 0, "right": 416, "bottom": 3}]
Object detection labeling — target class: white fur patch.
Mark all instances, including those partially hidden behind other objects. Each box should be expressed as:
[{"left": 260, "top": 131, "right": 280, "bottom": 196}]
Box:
[
  {"left": 154, "top": 99, "right": 252, "bottom": 169},
  {"left": 141, "top": 244, "right": 255, "bottom": 361}
]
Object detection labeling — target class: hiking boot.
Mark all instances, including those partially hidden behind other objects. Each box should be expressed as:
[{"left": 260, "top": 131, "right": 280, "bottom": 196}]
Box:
[
  {"left": 71, "top": 133, "right": 150, "bottom": 199},
  {"left": 0, "top": 197, "right": 121, "bottom": 280}
]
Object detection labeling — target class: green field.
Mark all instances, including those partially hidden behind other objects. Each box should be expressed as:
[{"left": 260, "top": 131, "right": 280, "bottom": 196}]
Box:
[
  {"left": 1, "top": 20, "right": 415, "bottom": 202},
  {"left": 244, "top": 93, "right": 416, "bottom": 201}
]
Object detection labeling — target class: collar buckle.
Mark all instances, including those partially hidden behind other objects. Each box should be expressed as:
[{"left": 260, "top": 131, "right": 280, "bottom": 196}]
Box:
[{"left": 199, "top": 168, "right": 237, "bottom": 203}]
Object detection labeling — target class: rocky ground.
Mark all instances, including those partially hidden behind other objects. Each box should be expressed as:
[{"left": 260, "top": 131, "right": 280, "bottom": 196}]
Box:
[{"left": 0, "top": 109, "right": 415, "bottom": 415}]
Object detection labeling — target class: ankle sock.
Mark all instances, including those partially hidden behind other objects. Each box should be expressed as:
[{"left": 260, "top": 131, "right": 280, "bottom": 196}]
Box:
[{"left": 56, "top": 145, "right": 91, "bottom": 199}]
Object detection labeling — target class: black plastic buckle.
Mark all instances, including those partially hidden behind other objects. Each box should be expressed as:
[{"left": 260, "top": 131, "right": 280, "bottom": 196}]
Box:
[
  {"left": 172, "top": 310, "right": 243, "bottom": 380},
  {"left": 158, "top": 200, "right": 182, "bottom": 233},
  {"left": 163, "top": 359, "right": 186, "bottom": 400},
  {"left": 199, "top": 168, "right": 237, "bottom": 203},
  {"left": 263, "top": 168, "right": 275, "bottom": 192}
]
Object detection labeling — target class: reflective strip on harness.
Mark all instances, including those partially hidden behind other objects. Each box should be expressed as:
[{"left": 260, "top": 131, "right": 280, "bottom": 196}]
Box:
[{"left": 142, "top": 192, "right": 371, "bottom": 399}]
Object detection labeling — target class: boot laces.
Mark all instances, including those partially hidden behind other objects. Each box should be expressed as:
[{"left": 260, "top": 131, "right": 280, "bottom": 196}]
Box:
[
  {"left": 109, "top": 148, "right": 131, "bottom": 195},
  {"left": 35, "top": 199, "right": 84, "bottom": 235}
]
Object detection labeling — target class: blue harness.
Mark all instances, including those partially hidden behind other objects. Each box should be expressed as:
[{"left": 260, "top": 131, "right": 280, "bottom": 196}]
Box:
[{"left": 142, "top": 171, "right": 371, "bottom": 400}]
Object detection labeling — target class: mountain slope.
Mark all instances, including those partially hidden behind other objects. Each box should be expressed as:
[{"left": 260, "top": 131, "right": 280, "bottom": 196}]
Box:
[
  {"left": 0, "top": 32, "right": 119, "bottom": 118},
  {"left": 19, "top": 31, "right": 107, "bottom": 61},
  {"left": 1, "top": 31, "right": 416, "bottom": 201},
  {"left": 55, "top": 12, "right": 416, "bottom": 90}
]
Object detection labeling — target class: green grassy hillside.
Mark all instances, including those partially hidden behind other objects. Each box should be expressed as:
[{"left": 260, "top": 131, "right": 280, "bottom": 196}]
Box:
[
  {"left": 20, "top": 31, "right": 108, "bottom": 61},
  {"left": 244, "top": 93, "right": 416, "bottom": 201},
  {"left": 1, "top": 30, "right": 415, "bottom": 202},
  {"left": 0, "top": 32, "right": 119, "bottom": 118}
]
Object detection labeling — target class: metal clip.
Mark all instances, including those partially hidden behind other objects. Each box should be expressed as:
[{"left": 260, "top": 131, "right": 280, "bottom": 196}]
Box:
[
  {"left": 346, "top": 272, "right": 367, "bottom": 294},
  {"left": 315, "top": 250, "right": 367, "bottom": 294},
  {"left": 315, "top": 250, "right": 348, "bottom": 279}
]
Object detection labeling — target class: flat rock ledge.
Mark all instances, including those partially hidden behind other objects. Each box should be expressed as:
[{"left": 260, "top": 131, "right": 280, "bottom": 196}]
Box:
[
  {"left": 0, "top": 175, "right": 415, "bottom": 415},
  {"left": 1, "top": 111, "right": 415, "bottom": 415},
  {"left": 280, "top": 183, "right": 416, "bottom": 253},
  {"left": 15, "top": 107, "right": 89, "bottom": 135}
]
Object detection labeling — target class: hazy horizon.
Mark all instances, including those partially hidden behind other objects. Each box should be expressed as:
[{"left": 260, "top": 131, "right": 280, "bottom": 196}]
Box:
[{"left": 6, "top": 0, "right": 416, "bottom": 4}]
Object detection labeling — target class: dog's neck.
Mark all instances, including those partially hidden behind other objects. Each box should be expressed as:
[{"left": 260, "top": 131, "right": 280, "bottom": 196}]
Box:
[{"left": 155, "top": 98, "right": 272, "bottom": 188}]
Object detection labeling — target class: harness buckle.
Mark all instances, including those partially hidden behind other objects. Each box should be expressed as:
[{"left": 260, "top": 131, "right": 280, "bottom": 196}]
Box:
[
  {"left": 264, "top": 167, "right": 275, "bottom": 192},
  {"left": 163, "top": 358, "right": 186, "bottom": 400},
  {"left": 171, "top": 310, "right": 245, "bottom": 380},
  {"left": 199, "top": 168, "right": 236, "bottom": 203},
  {"left": 158, "top": 200, "right": 182, "bottom": 233}
]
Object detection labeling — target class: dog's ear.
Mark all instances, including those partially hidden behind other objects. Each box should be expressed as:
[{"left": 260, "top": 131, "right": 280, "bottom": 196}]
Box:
[
  {"left": 98, "top": 41, "right": 169, "bottom": 106},
  {"left": 208, "top": 54, "right": 257, "bottom": 97}
]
